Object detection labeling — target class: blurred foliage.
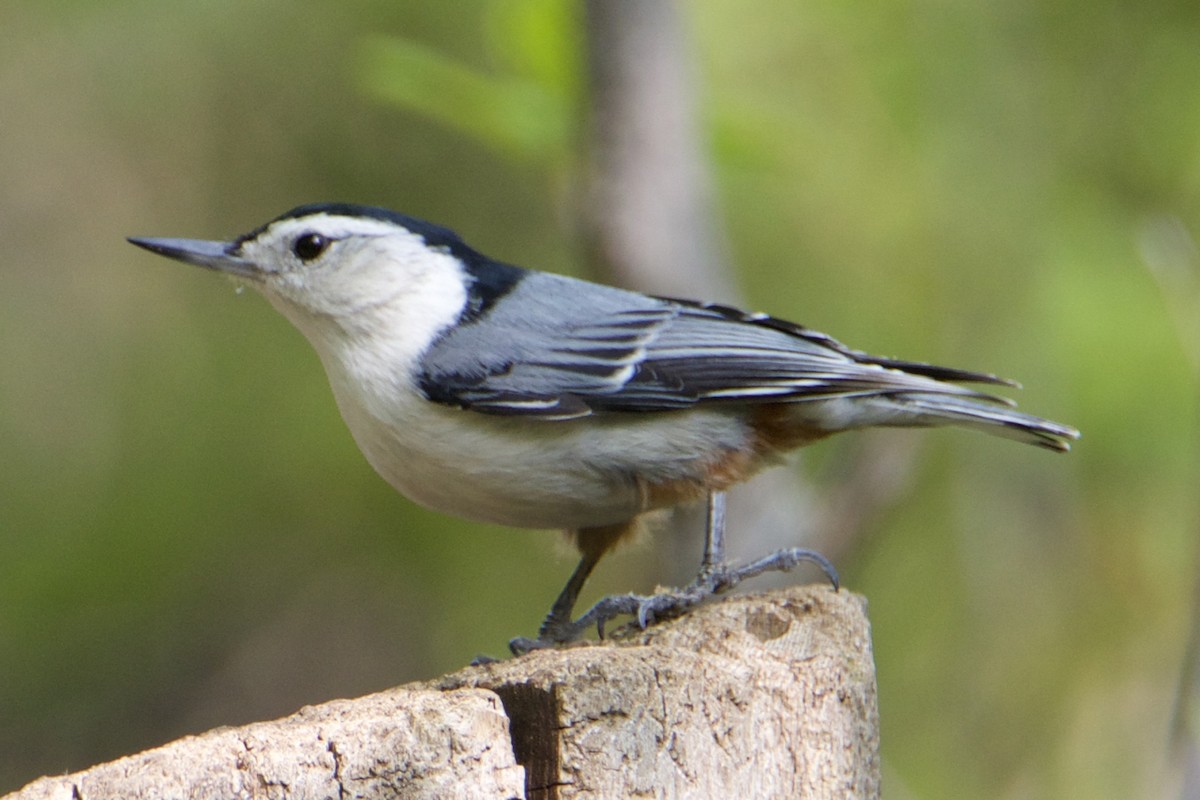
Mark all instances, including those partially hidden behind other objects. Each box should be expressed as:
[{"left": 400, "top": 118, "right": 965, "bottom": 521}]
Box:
[
  {"left": 0, "top": 0, "right": 1196, "bottom": 797},
  {"left": 356, "top": 35, "right": 570, "bottom": 161}
]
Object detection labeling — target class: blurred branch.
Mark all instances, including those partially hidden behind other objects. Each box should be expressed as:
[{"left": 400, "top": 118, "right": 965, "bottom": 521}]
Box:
[
  {"left": 1140, "top": 213, "right": 1200, "bottom": 799},
  {"left": 576, "top": 0, "right": 912, "bottom": 583},
  {"left": 578, "top": 0, "right": 734, "bottom": 299},
  {"left": 1138, "top": 213, "right": 1200, "bottom": 372}
]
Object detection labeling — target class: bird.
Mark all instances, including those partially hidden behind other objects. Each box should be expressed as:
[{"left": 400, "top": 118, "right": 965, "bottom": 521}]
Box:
[{"left": 129, "top": 202, "right": 1079, "bottom": 653}]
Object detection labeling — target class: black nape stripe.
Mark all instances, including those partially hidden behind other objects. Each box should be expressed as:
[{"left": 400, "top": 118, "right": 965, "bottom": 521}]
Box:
[{"left": 457, "top": 252, "right": 525, "bottom": 323}]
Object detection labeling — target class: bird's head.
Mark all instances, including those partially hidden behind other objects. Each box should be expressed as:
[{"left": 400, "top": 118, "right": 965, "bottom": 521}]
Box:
[{"left": 130, "top": 203, "right": 479, "bottom": 351}]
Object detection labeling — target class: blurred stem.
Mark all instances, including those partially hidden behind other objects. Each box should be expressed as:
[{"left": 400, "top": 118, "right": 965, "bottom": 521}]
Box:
[
  {"left": 578, "top": 0, "right": 734, "bottom": 299},
  {"left": 575, "top": 0, "right": 904, "bottom": 587},
  {"left": 1142, "top": 214, "right": 1200, "bottom": 798}
]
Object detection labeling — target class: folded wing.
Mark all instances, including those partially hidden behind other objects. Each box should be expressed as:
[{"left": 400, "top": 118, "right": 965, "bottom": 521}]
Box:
[{"left": 416, "top": 272, "right": 1073, "bottom": 443}]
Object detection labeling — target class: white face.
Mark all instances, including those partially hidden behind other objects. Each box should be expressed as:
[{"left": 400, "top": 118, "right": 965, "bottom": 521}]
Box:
[
  {"left": 223, "top": 213, "right": 473, "bottom": 378},
  {"left": 235, "top": 214, "right": 460, "bottom": 318},
  {"left": 132, "top": 209, "right": 475, "bottom": 384}
]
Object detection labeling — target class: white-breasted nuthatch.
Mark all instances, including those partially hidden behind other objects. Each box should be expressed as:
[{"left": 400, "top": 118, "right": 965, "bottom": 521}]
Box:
[{"left": 130, "top": 203, "right": 1079, "bottom": 652}]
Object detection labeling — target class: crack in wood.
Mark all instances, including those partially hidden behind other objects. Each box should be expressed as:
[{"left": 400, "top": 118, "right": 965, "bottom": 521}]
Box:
[{"left": 494, "top": 682, "right": 563, "bottom": 800}]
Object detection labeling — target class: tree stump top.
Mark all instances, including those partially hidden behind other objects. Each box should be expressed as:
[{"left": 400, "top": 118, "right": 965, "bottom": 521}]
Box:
[{"left": 7, "top": 586, "right": 878, "bottom": 800}]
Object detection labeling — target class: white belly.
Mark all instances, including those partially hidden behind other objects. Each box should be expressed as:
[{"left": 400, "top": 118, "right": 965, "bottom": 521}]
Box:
[{"left": 331, "top": 374, "right": 753, "bottom": 530}]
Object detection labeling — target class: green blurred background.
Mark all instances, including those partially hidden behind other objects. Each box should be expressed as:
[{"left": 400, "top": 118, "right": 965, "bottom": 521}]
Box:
[{"left": 1, "top": 1, "right": 1196, "bottom": 796}]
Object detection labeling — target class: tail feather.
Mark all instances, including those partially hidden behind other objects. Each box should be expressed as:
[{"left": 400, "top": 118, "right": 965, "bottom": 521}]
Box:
[{"left": 892, "top": 393, "right": 1080, "bottom": 452}]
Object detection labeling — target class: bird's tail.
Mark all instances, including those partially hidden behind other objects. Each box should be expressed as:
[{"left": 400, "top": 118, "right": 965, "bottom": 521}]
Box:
[{"left": 874, "top": 392, "right": 1080, "bottom": 452}]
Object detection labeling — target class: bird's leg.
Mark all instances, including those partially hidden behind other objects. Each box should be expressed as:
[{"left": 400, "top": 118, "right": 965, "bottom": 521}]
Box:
[
  {"left": 509, "top": 493, "right": 839, "bottom": 655},
  {"left": 611, "top": 491, "right": 737, "bottom": 627},
  {"left": 543, "top": 551, "right": 600, "bottom": 638},
  {"left": 508, "top": 550, "right": 601, "bottom": 655},
  {"left": 605, "top": 490, "right": 839, "bottom": 631},
  {"left": 511, "top": 549, "right": 658, "bottom": 654},
  {"left": 509, "top": 503, "right": 725, "bottom": 654},
  {"left": 700, "top": 490, "right": 727, "bottom": 575},
  {"left": 509, "top": 522, "right": 639, "bottom": 655}
]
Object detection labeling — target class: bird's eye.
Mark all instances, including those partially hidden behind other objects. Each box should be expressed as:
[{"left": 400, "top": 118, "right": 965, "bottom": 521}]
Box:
[{"left": 292, "top": 233, "right": 330, "bottom": 262}]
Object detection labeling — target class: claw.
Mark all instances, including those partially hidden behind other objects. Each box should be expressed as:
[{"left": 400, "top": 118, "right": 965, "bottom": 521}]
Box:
[
  {"left": 508, "top": 637, "right": 536, "bottom": 656},
  {"left": 636, "top": 600, "right": 654, "bottom": 629}
]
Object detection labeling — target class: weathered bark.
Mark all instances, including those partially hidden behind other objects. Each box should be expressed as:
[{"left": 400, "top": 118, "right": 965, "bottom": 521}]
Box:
[
  {"left": 7, "top": 689, "right": 525, "bottom": 800},
  {"left": 6, "top": 586, "right": 879, "bottom": 800}
]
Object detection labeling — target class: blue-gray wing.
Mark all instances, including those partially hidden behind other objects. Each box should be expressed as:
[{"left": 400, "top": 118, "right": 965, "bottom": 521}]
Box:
[{"left": 416, "top": 271, "right": 1011, "bottom": 420}]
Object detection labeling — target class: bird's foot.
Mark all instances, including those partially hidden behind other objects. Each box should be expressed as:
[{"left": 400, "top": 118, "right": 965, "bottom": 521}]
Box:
[
  {"left": 507, "top": 592, "right": 646, "bottom": 655},
  {"left": 508, "top": 547, "right": 837, "bottom": 656}
]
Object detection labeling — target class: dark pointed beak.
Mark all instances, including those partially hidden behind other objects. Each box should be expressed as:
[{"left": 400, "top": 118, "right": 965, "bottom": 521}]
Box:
[{"left": 127, "top": 237, "right": 261, "bottom": 280}]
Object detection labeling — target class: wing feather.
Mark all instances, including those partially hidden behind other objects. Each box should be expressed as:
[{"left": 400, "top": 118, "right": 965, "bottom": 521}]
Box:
[{"left": 416, "top": 273, "right": 1015, "bottom": 417}]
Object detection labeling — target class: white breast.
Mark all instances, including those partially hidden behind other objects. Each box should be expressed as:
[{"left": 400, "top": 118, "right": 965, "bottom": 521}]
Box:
[{"left": 326, "top": 359, "right": 753, "bottom": 530}]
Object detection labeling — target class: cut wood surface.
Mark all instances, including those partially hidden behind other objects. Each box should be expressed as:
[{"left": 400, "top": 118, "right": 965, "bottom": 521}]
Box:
[{"left": 7, "top": 585, "right": 878, "bottom": 800}]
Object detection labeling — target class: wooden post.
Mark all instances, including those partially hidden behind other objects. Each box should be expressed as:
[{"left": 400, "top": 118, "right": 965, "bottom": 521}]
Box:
[{"left": 5, "top": 586, "right": 879, "bottom": 799}]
